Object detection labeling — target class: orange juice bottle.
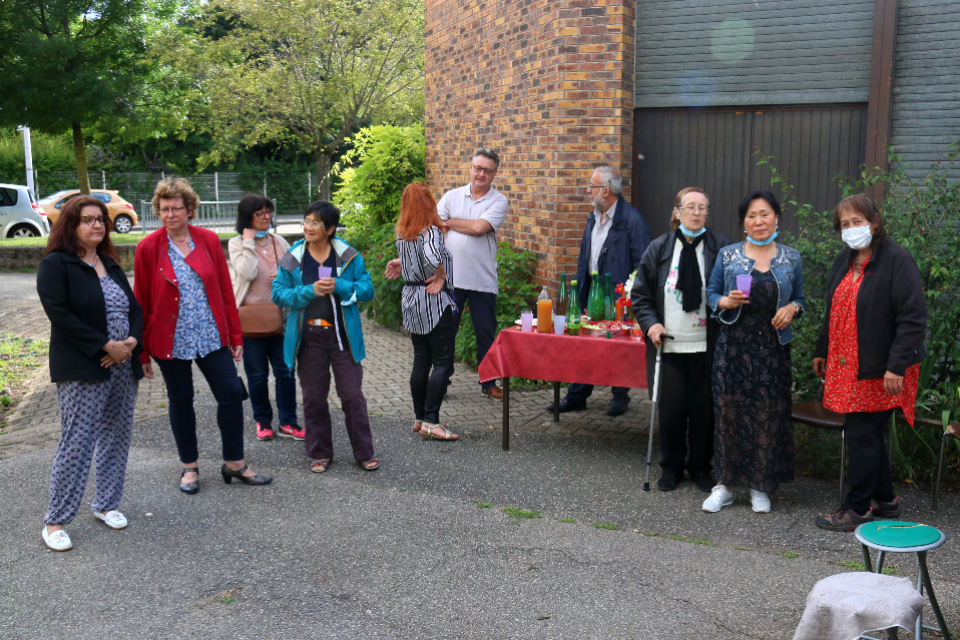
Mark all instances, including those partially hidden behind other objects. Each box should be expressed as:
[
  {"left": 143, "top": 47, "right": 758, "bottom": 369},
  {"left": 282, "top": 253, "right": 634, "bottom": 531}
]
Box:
[{"left": 537, "top": 286, "right": 552, "bottom": 333}]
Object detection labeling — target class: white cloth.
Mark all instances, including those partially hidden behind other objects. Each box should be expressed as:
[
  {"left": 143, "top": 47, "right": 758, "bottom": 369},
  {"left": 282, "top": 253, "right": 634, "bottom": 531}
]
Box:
[
  {"left": 437, "top": 184, "right": 508, "bottom": 294},
  {"left": 589, "top": 202, "right": 616, "bottom": 274},
  {"left": 792, "top": 572, "right": 923, "bottom": 640},
  {"left": 663, "top": 237, "right": 707, "bottom": 354}
]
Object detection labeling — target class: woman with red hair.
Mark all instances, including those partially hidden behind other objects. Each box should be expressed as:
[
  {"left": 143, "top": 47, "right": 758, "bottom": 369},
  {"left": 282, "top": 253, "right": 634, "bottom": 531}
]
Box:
[{"left": 385, "top": 182, "right": 459, "bottom": 440}]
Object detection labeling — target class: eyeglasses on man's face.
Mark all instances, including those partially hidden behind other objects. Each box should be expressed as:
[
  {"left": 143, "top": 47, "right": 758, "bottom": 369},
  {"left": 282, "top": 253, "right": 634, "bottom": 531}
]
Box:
[
  {"left": 586, "top": 183, "right": 605, "bottom": 191},
  {"left": 471, "top": 164, "right": 496, "bottom": 176},
  {"left": 159, "top": 206, "right": 187, "bottom": 215},
  {"left": 80, "top": 216, "right": 105, "bottom": 227},
  {"left": 678, "top": 205, "right": 709, "bottom": 214}
]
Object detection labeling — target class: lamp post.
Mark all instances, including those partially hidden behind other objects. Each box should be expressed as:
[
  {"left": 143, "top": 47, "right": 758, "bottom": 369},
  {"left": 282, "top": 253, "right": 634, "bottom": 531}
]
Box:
[{"left": 18, "top": 126, "right": 36, "bottom": 200}]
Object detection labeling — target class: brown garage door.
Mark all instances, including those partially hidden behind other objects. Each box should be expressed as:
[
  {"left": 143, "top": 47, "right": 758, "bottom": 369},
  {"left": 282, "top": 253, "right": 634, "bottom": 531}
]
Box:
[{"left": 633, "top": 105, "right": 868, "bottom": 242}]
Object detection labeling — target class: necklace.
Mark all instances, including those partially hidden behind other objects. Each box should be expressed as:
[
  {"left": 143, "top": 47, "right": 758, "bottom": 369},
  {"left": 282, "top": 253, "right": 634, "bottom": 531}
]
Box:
[{"left": 82, "top": 252, "right": 99, "bottom": 268}]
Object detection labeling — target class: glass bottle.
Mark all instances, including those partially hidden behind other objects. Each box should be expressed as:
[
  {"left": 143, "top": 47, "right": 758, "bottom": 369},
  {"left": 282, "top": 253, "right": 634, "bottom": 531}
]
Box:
[
  {"left": 536, "top": 286, "right": 552, "bottom": 333},
  {"left": 603, "top": 273, "right": 614, "bottom": 321},
  {"left": 556, "top": 273, "right": 568, "bottom": 318},
  {"left": 587, "top": 271, "right": 604, "bottom": 320},
  {"left": 567, "top": 280, "right": 581, "bottom": 334}
]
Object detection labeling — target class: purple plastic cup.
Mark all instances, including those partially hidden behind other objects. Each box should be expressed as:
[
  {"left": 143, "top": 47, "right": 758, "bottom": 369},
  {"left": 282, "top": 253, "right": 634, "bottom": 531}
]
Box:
[
  {"left": 520, "top": 310, "right": 533, "bottom": 332},
  {"left": 318, "top": 266, "right": 333, "bottom": 279},
  {"left": 736, "top": 274, "right": 752, "bottom": 297}
]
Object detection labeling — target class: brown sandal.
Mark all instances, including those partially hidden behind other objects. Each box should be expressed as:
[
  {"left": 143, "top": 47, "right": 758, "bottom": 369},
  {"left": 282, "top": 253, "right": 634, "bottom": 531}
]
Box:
[
  {"left": 358, "top": 458, "right": 380, "bottom": 471},
  {"left": 412, "top": 420, "right": 422, "bottom": 433},
  {"left": 310, "top": 459, "right": 330, "bottom": 473},
  {"left": 419, "top": 423, "right": 459, "bottom": 441}
]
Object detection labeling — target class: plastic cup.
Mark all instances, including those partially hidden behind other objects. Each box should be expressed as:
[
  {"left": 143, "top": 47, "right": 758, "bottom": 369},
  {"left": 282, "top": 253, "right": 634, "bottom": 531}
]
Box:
[
  {"left": 318, "top": 266, "right": 333, "bottom": 279},
  {"left": 736, "top": 274, "right": 752, "bottom": 297},
  {"left": 553, "top": 315, "right": 565, "bottom": 335},
  {"left": 520, "top": 310, "right": 533, "bottom": 332}
]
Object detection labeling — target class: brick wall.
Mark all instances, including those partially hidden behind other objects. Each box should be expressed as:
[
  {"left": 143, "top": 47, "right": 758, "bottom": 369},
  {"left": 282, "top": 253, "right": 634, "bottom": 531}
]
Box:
[{"left": 425, "top": 0, "right": 636, "bottom": 289}]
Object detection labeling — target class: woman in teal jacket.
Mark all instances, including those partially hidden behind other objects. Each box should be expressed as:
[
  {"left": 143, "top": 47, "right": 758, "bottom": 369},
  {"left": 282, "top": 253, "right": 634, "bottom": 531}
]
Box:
[{"left": 272, "top": 201, "right": 377, "bottom": 473}]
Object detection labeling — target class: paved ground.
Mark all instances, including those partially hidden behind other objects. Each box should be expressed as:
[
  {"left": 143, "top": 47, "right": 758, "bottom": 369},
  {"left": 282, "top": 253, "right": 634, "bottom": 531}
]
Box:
[{"left": 1, "top": 272, "right": 958, "bottom": 638}]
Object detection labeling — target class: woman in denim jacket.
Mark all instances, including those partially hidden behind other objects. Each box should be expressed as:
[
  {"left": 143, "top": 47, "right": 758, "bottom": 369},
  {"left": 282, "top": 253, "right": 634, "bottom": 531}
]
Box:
[{"left": 702, "top": 191, "right": 805, "bottom": 515}]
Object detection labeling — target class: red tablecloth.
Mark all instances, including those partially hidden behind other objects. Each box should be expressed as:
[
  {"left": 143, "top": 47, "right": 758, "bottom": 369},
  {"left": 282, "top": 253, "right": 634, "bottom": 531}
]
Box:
[{"left": 478, "top": 327, "right": 647, "bottom": 389}]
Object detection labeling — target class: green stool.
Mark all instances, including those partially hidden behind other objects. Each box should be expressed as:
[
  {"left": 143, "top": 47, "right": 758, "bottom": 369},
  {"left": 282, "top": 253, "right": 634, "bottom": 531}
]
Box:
[{"left": 855, "top": 522, "right": 950, "bottom": 639}]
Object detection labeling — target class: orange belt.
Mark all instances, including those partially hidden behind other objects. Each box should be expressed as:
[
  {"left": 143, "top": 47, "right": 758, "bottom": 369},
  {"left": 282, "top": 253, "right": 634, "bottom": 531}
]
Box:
[{"left": 306, "top": 318, "right": 333, "bottom": 327}]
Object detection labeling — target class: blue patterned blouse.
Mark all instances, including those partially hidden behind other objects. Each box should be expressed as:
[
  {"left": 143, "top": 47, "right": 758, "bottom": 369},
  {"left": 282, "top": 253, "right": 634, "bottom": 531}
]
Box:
[{"left": 168, "top": 237, "right": 221, "bottom": 360}]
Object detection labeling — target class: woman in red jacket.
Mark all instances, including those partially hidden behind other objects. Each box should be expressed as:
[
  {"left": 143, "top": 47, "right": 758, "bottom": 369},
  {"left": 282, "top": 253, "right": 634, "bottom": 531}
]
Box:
[{"left": 134, "top": 177, "right": 271, "bottom": 493}]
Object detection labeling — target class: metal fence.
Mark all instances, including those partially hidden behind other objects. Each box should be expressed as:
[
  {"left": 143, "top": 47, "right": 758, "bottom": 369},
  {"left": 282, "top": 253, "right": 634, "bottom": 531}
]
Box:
[{"left": 140, "top": 200, "right": 241, "bottom": 234}]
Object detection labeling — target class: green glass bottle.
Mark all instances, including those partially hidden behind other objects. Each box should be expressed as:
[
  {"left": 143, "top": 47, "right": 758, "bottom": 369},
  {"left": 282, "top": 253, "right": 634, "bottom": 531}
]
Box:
[
  {"left": 587, "top": 271, "right": 604, "bottom": 320},
  {"left": 556, "top": 273, "right": 568, "bottom": 318},
  {"left": 603, "top": 273, "right": 614, "bottom": 320},
  {"left": 567, "top": 280, "right": 581, "bottom": 333}
]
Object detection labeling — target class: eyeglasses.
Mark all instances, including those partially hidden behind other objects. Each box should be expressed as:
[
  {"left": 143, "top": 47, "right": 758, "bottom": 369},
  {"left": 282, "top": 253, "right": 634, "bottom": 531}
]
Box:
[
  {"left": 586, "top": 184, "right": 605, "bottom": 190},
  {"left": 471, "top": 164, "right": 496, "bottom": 176},
  {"left": 253, "top": 210, "right": 272, "bottom": 219},
  {"left": 80, "top": 216, "right": 105, "bottom": 226},
  {"left": 677, "top": 205, "right": 709, "bottom": 214},
  {"left": 302, "top": 220, "right": 324, "bottom": 229},
  {"left": 159, "top": 206, "right": 187, "bottom": 215}
]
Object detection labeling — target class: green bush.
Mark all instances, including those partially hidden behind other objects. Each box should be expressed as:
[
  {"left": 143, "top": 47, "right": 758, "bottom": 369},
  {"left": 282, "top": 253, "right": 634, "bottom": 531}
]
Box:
[
  {"left": 0, "top": 128, "right": 77, "bottom": 182},
  {"left": 358, "top": 222, "right": 539, "bottom": 367},
  {"left": 763, "top": 142, "right": 960, "bottom": 483},
  {"left": 332, "top": 125, "right": 425, "bottom": 228}
]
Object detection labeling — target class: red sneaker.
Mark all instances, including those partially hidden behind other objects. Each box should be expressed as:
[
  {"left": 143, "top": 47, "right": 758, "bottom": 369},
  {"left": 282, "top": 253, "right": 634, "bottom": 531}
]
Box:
[
  {"left": 278, "top": 424, "right": 306, "bottom": 441},
  {"left": 256, "top": 423, "right": 274, "bottom": 441}
]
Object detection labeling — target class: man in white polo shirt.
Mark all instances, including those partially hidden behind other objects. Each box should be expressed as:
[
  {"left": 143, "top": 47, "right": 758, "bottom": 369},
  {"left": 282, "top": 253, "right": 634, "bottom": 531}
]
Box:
[{"left": 440, "top": 148, "right": 508, "bottom": 400}]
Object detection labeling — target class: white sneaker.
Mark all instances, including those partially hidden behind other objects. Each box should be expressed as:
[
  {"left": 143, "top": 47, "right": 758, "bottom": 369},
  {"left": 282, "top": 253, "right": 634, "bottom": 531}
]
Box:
[
  {"left": 41, "top": 527, "right": 73, "bottom": 551},
  {"left": 702, "top": 485, "right": 734, "bottom": 513},
  {"left": 93, "top": 510, "right": 128, "bottom": 530},
  {"left": 750, "top": 490, "right": 771, "bottom": 513}
]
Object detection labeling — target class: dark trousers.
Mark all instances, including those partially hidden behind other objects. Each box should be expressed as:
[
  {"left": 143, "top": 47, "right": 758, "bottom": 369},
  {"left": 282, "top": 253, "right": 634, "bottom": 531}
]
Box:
[
  {"left": 843, "top": 409, "right": 895, "bottom": 514},
  {"left": 657, "top": 352, "right": 713, "bottom": 476},
  {"left": 565, "top": 384, "right": 630, "bottom": 404},
  {"left": 410, "top": 306, "right": 457, "bottom": 424},
  {"left": 156, "top": 347, "right": 245, "bottom": 464},
  {"left": 297, "top": 325, "right": 374, "bottom": 462},
  {"left": 453, "top": 288, "right": 497, "bottom": 390},
  {"left": 242, "top": 333, "right": 298, "bottom": 427}
]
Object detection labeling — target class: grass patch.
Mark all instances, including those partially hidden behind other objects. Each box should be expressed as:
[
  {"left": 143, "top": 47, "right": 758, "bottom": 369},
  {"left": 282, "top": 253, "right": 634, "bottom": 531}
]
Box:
[
  {"left": 642, "top": 531, "right": 658, "bottom": 536},
  {"left": 779, "top": 551, "right": 799, "bottom": 559},
  {"left": 218, "top": 596, "right": 236, "bottom": 604},
  {"left": 501, "top": 507, "right": 541, "bottom": 519},
  {"left": 592, "top": 523, "right": 619, "bottom": 531},
  {"left": 733, "top": 546, "right": 752, "bottom": 551},
  {"left": 0, "top": 335, "right": 49, "bottom": 430},
  {"left": 837, "top": 561, "right": 900, "bottom": 575},
  {"left": 668, "top": 535, "right": 717, "bottom": 547},
  {"left": 558, "top": 518, "right": 576, "bottom": 523},
  {"left": 473, "top": 502, "right": 492, "bottom": 509}
]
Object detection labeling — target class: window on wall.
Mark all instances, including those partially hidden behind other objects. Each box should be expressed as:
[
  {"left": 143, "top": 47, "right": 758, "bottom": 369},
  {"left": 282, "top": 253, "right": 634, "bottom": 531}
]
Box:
[{"left": 633, "top": 105, "right": 868, "bottom": 241}]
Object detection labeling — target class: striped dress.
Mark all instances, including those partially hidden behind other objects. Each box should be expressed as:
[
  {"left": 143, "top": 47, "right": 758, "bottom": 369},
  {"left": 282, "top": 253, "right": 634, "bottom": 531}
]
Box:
[{"left": 396, "top": 226, "right": 456, "bottom": 335}]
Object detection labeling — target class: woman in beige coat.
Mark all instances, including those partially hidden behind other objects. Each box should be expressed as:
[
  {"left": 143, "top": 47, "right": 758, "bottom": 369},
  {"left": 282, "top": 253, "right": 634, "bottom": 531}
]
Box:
[{"left": 228, "top": 195, "right": 301, "bottom": 441}]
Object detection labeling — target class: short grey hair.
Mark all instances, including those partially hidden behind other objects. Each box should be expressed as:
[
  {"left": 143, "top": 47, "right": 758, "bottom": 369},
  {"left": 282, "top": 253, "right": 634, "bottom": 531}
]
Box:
[
  {"left": 593, "top": 166, "right": 622, "bottom": 195},
  {"left": 472, "top": 147, "right": 500, "bottom": 169}
]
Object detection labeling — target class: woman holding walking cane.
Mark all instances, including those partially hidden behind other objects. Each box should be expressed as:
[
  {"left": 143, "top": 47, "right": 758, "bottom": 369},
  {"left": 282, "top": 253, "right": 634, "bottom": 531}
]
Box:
[{"left": 631, "top": 187, "right": 732, "bottom": 493}]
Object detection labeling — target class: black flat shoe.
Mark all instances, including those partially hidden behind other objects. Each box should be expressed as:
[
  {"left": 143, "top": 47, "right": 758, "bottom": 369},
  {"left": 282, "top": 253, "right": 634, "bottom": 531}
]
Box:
[
  {"left": 180, "top": 467, "right": 200, "bottom": 494},
  {"left": 546, "top": 397, "right": 587, "bottom": 413},
  {"left": 606, "top": 400, "right": 629, "bottom": 417},
  {"left": 221, "top": 464, "right": 272, "bottom": 486},
  {"left": 657, "top": 473, "right": 679, "bottom": 492},
  {"left": 690, "top": 471, "right": 715, "bottom": 494}
]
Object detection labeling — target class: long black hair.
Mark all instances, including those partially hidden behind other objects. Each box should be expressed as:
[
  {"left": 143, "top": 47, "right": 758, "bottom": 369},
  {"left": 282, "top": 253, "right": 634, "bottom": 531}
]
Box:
[
  {"left": 737, "top": 190, "right": 781, "bottom": 226},
  {"left": 234, "top": 194, "right": 275, "bottom": 234}
]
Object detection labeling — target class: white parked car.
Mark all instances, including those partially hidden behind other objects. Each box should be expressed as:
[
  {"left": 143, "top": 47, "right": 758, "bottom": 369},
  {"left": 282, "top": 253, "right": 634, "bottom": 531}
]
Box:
[{"left": 0, "top": 183, "right": 49, "bottom": 238}]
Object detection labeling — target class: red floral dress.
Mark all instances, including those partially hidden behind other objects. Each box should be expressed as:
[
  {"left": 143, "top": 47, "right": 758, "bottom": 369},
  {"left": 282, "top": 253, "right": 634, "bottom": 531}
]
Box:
[{"left": 823, "top": 260, "right": 920, "bottom": 426}]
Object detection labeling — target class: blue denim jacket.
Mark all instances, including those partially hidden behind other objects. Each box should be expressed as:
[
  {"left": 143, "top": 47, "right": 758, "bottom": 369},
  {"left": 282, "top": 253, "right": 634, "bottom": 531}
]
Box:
[{"left": 706, "top": 241, "right": 806, "bottom": 345}]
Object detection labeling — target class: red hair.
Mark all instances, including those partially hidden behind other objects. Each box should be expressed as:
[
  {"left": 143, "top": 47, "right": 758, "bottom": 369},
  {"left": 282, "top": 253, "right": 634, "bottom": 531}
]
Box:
[
  {"left": 395, "top": 182, "right": 444, "bottom": 241},
  {"left": 45, "top": 196, "right": 119, "bottom": 262}
]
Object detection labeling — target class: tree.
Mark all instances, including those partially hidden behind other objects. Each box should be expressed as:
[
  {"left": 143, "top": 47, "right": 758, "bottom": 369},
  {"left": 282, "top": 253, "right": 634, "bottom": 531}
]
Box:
[
  {"left": 170, "top": 0, "right": 424, "bottom": 199},
  {"left": 0, "top": 0, "right": 153, "bottom": 193}
]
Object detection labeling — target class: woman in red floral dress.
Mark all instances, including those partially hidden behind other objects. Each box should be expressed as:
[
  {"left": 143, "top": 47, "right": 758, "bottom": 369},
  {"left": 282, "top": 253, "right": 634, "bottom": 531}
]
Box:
[{"left": 812, "top": 194, "right": 927, "bottom": 532}]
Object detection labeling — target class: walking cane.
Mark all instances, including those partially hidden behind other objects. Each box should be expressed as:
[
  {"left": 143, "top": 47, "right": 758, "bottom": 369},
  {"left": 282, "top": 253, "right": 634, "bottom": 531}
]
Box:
[{"left": 643, "top": 334, "right": 672, "bottom": 491}]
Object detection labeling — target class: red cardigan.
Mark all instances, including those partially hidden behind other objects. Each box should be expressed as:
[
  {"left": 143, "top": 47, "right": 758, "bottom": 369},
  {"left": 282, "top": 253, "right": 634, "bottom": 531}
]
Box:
[{"left": 134, "top": 226, "right": 242, "bottom": 363}]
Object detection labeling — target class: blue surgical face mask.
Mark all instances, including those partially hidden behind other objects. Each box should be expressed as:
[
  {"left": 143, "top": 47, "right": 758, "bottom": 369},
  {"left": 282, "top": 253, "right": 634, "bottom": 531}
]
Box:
[
  {"left": 841, "top": 224, "right": 872, "bottom": 250},
  {"left": 679, "top": 223, "right": 706, "bottom": 238},
  {"left": 746, "top": 231, "right": 778, "bottom": 246},
  {"left": 255, "top": 229, "right": 270, "bottom": 238}
]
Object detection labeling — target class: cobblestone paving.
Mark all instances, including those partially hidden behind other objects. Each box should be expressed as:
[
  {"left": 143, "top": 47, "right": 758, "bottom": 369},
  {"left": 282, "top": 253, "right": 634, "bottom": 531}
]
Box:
[{"left": 0, "top": 270, "right": 651, "bottom": 459}]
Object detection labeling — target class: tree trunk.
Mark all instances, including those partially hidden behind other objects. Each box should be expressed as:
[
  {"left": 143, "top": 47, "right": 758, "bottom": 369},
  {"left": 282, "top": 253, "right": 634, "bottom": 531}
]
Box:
[
  {"left": 72, "top": 122, "right": 91, "bottom": 195},
  {"left": 315, "top": 153, "right": 331, "bottom": 200}
]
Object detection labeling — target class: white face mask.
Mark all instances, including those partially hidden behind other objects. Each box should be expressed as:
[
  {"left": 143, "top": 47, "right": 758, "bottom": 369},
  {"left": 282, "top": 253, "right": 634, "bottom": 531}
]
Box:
[{"left": 841, "top": 224, "right": 872, "bottom": 250}]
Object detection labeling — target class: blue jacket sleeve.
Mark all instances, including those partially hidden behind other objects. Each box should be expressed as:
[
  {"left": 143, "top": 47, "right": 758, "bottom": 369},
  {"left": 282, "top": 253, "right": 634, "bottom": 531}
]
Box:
[
  {"left": 272, "top": 267, "right": 316, "bottom": 310},
  {"left": 334, "top": 253, "right": 375, "bottom": 305},
  {"left": 789, "top": 257, "right": 806, "bottom": 313},
  {"left": 706, "top": 252, "right": 728, "bottom": 313}
]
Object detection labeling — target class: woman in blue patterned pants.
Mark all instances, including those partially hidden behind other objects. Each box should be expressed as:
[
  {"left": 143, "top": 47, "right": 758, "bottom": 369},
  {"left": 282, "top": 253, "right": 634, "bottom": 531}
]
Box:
[{"left": 36, "top": 196, "right": 145, "bottom": 551}]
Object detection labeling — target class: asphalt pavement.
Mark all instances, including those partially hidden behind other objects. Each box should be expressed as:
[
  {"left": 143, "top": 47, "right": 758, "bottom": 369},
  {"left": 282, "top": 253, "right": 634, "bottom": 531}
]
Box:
[{"left": 2, "top": 389, "right": 958, "bottom": 639}]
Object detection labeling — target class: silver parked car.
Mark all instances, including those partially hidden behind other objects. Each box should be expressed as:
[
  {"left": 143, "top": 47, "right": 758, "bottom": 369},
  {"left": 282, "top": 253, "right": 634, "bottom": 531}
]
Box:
[{"left": 0, "top": 183, "right": 49, "bottom": 238}]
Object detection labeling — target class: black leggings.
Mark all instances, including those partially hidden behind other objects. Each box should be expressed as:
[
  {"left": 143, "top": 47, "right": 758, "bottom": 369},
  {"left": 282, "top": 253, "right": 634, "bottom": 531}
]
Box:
[
  {"left": 657, "top": 352, "right": 714, "bottom": 476},
  {"left": 410, "top": 306, "right": 458, "bottom": 424}
]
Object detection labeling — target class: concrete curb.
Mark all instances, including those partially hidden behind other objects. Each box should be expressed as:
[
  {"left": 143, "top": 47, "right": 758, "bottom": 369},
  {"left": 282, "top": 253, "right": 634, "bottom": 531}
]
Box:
[{"left": 0, "top": 233, "right": 305, "bottom": 272}]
